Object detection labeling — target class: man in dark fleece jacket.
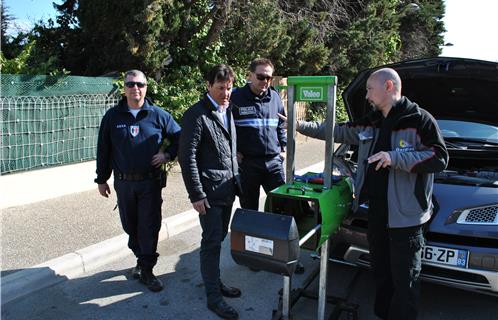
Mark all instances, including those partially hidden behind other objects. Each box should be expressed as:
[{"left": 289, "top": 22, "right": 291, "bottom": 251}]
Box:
[{"left": 296, "top": 68, "right": 448, "bottom": 320}]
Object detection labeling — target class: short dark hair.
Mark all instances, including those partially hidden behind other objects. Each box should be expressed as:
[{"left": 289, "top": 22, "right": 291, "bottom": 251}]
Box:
[
  {"left": 205, "top": 64, "right": 235, "bottom": 85},
  {"left": 249, "top": 58, "right": 274, "bottom": 72}
]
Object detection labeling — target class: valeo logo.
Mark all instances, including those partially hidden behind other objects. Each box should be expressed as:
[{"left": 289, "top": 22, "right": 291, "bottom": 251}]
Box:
[{"left": 299, "top": 86, "right": 323, "bottom": 101}]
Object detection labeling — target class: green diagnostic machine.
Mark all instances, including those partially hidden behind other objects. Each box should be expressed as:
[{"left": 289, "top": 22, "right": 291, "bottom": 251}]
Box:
[{"left": 230, "top": 76, "right": 355, "bottom": 320}]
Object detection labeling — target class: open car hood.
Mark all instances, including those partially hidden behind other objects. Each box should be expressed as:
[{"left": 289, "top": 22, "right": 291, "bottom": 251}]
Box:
[{"left": 342, "top": 57, "right": 498, "bottom": 125}]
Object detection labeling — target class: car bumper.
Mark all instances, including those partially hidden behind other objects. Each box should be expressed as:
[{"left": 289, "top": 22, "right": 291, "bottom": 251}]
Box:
[{"left": 339, "top": 242, "right": 498, "bottom": 297}]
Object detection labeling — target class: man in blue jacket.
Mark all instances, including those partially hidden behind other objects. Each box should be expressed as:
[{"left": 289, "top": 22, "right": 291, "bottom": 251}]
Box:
[
  {"left": 95, "top": 70, "right": 181, "bottom": 292},
  {"left": 231, "top": 59, "right": 306, "bottom": 274},
  {"left": 231, "top": 58, "right": 287, "bottom": 211},
  {"left": 296, "top": 68, "right": 448, "bottom": 319}
]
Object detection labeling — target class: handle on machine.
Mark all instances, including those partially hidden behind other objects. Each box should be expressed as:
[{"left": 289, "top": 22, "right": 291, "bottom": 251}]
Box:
[
  {"left": 286, "top": 186, "right": 323, "bottom": 194},
  {"left": 286, "top": 186, "right": 305, "bottom": 195}
]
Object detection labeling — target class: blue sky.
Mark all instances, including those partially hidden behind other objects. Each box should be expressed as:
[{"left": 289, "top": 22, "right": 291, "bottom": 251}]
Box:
[
  {"left": 4, "top": 0, "right": 498, "bottom": 62},
  {"left": 4, "top": 0, "right": 59, "bottom": 33}
]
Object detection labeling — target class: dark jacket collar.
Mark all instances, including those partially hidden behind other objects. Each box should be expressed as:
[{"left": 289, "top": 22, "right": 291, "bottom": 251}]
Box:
[
  {"left": 363, "top": 96, "right": 419, "bottom": 126},
  {"left": 240, "top": 83, "right": 274, "bottom": 100}
]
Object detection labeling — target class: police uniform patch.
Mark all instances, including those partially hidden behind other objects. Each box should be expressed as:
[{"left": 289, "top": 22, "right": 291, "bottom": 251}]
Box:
[
  {"left": 130, "top": 125, "right": 140, "bottom": 137},
  {"left": 239, "top": 106, "right": 256, "bottom": 115}
]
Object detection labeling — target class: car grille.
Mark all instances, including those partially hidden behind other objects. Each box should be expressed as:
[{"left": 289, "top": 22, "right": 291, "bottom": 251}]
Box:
[{"left": 457, "top": 205, "right": 498, "bottom": 225}]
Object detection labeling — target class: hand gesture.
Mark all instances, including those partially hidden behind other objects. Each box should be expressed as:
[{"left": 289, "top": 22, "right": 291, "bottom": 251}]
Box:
[{"left": 368, "top": 151, "right": 392, "bottom": 171}]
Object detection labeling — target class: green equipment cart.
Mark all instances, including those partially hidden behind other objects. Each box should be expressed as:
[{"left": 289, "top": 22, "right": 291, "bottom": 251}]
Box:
[{"left": 230, "top": 76, "right": 356, "bottom": 320}]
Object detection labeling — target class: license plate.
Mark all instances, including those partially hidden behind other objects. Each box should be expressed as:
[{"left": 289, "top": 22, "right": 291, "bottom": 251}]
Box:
[{"left": 422, "top": 245, "right": 468, "bottom": 268}]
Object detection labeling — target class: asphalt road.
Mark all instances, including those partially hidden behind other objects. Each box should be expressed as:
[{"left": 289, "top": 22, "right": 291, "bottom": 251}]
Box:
[{"left": 2, "top": 224, "right": 497, "bottom": 319}]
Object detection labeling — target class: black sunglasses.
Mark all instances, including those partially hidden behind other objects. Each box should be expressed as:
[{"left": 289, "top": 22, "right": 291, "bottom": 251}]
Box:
[
  {"left": 124, "top": 81, "right": 147, "bottom": 88},
  {"left": 256, "top": 74, "right": 273, "bottom": 81}
]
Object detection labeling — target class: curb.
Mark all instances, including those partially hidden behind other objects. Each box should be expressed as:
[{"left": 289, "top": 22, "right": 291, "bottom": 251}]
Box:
[
  {"left": 1, "top": 161, "right": 324, "bottom": 305},
  {"left": 1, "top": 210, "right": 199, "bottom": 305}
]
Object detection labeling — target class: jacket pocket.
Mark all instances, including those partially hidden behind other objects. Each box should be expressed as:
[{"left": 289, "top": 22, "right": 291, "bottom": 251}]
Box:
[
  {"left": 201, "top": 169, "right": 227, "bottom": 181},
  {"left": 200, "top": 169, "right": 234, "bottom": 200},
  {"left": 391, "top": 171, "right": 421, "bottom": 216}
]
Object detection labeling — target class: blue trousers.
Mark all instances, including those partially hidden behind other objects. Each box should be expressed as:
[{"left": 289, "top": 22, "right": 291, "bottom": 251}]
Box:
[
  {"left": 114, "top": 178, "right": 162, "bottom": 268},
  {"left": 368, "top": 197, "right": 425, "bottom": 320},
  {"left": 239, "top": 155, "right": 285, "bottom": 210},
  {"left": 199, "top": 204, "right": 233, "bottom": 305}
]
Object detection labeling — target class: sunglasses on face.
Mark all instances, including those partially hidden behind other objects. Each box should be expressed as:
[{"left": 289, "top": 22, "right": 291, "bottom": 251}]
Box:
[
  {"left": 124, "top": 81, "right": 147, "bottom": 88},
  {"left": 255, "top": 74, "right": 273, "bottom": 82}
]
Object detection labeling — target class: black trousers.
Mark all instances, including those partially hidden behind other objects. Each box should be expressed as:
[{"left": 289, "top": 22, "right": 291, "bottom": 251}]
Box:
[
  {"left": 114, "top": 178, "right": 163, "bottom": 269},
  {"left": 367, "top": 197, "right": 425, "bottom": 320},
  {"left": 239, "top": 155, "right": 285, "bottom": 210},
  {"left": 199, "top": 204, "right": 233, "bottom": 305}
]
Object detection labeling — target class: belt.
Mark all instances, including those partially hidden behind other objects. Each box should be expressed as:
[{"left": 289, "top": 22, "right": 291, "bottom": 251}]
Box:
[{"left": 115, "top": 171, "right": 160, "bottom": 181}]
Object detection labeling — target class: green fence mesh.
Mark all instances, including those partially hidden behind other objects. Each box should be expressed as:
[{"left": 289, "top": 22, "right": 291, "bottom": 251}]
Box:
[{"left": 1, "top": 74, "right": 121, "bottom": 174}]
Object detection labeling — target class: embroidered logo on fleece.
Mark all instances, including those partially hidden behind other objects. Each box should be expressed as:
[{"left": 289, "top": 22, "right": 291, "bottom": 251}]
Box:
[{"left": 395, "top": 139, "right": 414, "bottom": 152}]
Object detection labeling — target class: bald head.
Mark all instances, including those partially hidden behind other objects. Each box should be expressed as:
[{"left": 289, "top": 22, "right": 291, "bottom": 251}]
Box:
[
  {"left": 369, "top": 68, "right": 402, "bottom": 93},
  {"left": 365, "top": 68, "right": 402, "bottom": 116}
]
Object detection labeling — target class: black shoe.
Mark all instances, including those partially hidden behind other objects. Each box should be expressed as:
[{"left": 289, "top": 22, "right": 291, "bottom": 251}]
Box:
[
  {"left": 139, "top": 268, "right": 163, "bottom": 292},
  {"left": 295, "top": 262, "right": 305, "bottom": 275},
  {"left": 207, "top": 300, "right": 239, "bottom": 319},
  {"left": 131, "top": 264, "right": 141, "bottom": 279},
  {"left": 220, "top": 282, "right": 241, "bottom": 298}
]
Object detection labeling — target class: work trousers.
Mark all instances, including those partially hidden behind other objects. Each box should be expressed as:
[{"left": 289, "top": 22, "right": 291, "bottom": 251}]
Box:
[
  {"left": 367, "top": 197, "right": 425, "bottom": 320},
  {"left": 199, "top": 204, "right": 233, "bottom": 305},
  {"left": 114, "top": 178, "right": 162, "bottom": 269},
  {"left": 239, "top": 155, "right": 285, "bottom": 210}
]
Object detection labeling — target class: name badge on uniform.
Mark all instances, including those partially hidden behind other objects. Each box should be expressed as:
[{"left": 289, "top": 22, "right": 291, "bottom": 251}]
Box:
[
  {"left": 239, "top": 106, "right": 256, "bottom": 115},
  {"left": 130, "top": 125, "right": 140, "bottom": 137},
  {"left": 358, "top": 130, "right": 373, "bottom": 141}
]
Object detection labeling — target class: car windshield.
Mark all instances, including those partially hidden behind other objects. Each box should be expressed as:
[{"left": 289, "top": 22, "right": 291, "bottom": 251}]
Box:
[{"left": 437, "top": 120, "right": 498, "bottom": 144}]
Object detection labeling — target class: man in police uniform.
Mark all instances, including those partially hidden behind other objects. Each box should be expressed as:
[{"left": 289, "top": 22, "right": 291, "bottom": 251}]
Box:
[
  {"left": 231, "top": 59, "right": 304, "bottom": 274},
  {"left": 230, "top": 58, "right": 286, "bottom": 209},
  {"left": 95, "top": 70, "right": 181, "bottom": 292}
]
